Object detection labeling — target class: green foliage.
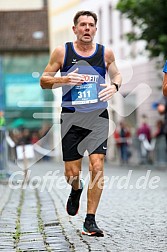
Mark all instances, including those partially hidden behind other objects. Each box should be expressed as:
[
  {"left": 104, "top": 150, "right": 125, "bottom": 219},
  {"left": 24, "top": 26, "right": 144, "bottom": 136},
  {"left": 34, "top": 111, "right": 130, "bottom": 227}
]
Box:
[{"left": 116, "top": 0, "right": 167, "bottom": 60}]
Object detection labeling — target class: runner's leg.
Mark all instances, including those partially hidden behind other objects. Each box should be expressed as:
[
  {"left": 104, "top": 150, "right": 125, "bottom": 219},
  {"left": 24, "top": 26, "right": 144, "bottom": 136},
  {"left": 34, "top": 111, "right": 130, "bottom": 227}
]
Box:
[{"left": 87, "top": 153, "right": 105, "bottom": 214}]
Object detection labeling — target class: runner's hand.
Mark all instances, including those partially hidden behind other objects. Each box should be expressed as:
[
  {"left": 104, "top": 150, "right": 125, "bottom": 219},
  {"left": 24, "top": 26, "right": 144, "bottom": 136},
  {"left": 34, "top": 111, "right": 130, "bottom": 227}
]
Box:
[
  {"left": 67, "top": 68, "right": 85, "bottom": 85},
  {"left": 98, "top": 83, "right": 117, "bottom": 102}
]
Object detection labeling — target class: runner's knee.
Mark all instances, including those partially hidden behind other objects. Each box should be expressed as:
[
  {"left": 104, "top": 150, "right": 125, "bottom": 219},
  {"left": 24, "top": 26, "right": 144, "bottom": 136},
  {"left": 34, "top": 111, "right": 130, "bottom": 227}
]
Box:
[
  {"left": 64, "top": 166, "right": 80, "bottom": 180},
  {"left": 90, "top": 159, "right": 104, "bottom": 175}
]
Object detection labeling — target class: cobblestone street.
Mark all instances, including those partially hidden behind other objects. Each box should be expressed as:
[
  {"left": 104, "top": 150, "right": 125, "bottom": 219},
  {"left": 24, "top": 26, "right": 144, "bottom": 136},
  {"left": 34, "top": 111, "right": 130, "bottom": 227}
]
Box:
[{"left": 0, "top": 160, "right": 167, "bottom": 252}]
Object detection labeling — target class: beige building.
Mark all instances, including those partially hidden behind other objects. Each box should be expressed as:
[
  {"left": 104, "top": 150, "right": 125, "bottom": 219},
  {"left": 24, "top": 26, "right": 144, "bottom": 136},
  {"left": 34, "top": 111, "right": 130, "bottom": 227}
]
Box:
[{"left": 0, "top": 0, "right": 44, "bottom": 10}]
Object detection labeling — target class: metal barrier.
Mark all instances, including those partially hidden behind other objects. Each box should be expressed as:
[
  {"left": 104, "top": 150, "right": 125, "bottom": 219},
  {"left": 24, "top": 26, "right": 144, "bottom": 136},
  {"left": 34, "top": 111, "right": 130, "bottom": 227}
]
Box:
[{"left": 0, "top": 127, "right": 8, "bottom": 179}]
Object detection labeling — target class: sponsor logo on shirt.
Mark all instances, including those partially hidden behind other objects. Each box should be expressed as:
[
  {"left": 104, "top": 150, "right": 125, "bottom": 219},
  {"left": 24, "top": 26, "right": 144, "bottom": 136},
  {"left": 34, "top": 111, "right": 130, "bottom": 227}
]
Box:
[
  {"left": 82, "top": 74, "right": 99, "bottom": 83},
  {"left": 72, "top": 59, "right": 77, "bottom": 64}
]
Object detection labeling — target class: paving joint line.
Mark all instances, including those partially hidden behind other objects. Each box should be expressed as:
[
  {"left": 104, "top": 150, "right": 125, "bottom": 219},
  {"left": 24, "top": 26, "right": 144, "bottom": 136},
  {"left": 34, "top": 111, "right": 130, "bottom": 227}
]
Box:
[
  {"left": 13, "top": 189, "right": 24, "bottom": 250},
  {"left": 50, "top": 186, "right": 92, "bottom": 252},
  {"left": 35, "top": 188, "right": 52, "bottom": 252}
]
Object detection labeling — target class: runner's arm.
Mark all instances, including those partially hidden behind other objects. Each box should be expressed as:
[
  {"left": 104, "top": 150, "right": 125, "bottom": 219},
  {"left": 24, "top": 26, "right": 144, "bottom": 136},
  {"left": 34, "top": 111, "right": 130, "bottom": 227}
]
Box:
[
  {"left": 99, "top": 48, "right": 122, "bottom": 101},
  {"left": 106, "top": 48, "right": 122, "bottom": 90},
  {"left": 40, "top": 46, "right": 84, "bottom": 89},
  {"left": 162, "top": 61, "right": 167, "bottom": 96},
  {"left": 40, "top": 46, "right": 67, "bottom": 89},
  {"left": 163, "top": 73, "right": 167, "bottom": 96}
]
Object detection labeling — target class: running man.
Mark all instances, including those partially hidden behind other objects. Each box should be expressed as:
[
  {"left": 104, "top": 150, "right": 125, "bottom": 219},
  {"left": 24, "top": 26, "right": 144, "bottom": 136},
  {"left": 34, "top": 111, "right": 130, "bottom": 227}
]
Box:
[{"left": 40, "top": 10, "right": 122, "bottom": 237}]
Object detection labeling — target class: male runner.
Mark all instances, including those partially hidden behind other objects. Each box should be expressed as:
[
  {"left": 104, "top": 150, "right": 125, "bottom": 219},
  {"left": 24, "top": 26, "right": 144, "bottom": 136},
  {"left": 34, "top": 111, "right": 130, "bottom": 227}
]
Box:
[{"left": 40, "top": 10, "right": 122, "bottom": 237}]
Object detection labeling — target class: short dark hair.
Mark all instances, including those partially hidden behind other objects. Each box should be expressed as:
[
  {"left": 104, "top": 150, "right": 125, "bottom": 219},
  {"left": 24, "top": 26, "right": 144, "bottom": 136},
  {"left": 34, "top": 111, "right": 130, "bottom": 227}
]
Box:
[{"left": 73, "top": 10, "right": 97, "bottom": 26}]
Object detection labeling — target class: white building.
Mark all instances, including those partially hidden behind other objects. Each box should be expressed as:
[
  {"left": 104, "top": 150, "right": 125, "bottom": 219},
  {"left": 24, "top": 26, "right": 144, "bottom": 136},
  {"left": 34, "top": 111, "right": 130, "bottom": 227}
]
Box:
[{"left": 48, "top": 0, "right": 163, "bottom": 159}]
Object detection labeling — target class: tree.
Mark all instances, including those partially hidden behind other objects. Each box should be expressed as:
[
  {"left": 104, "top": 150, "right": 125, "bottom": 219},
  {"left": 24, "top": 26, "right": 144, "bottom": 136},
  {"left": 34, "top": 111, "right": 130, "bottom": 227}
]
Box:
[{"left": 116, "top": 0, "right": 167, "bottom": 61}]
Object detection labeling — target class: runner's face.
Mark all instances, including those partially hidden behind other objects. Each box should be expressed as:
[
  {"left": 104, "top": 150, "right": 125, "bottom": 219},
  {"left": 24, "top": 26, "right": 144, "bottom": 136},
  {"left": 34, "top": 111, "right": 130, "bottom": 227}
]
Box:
[{"left": 73, "top": 15, "right": 97, "bottom": 43}]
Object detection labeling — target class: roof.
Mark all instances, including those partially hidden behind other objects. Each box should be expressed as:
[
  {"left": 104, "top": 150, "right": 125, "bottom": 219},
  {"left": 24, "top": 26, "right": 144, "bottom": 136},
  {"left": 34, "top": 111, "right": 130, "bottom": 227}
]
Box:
[{"left": 0, "top": 9, "right": 49, "bottom": 52}]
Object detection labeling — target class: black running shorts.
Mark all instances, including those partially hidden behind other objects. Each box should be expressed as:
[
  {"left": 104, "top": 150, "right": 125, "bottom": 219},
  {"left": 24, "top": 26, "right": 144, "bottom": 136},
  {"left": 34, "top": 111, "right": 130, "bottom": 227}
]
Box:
[{"left": 61, "top": 108, "right": 109, "bottom": 161}]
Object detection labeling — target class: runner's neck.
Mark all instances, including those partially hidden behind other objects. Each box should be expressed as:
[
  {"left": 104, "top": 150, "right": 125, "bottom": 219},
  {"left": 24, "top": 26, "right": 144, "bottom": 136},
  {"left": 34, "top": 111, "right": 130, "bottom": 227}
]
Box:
[{"left": 73, "top": 41, "right": 96, "bottom": 57}]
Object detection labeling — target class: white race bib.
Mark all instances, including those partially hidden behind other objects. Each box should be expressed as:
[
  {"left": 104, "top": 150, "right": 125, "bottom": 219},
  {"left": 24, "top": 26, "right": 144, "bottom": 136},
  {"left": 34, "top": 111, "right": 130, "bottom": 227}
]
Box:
[{"left": 71, "top": 83, "right": 98, "bottom": 105}]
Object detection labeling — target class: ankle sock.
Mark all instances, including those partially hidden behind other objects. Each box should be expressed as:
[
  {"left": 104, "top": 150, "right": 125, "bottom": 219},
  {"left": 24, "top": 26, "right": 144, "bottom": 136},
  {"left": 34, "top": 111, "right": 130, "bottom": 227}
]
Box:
[{"left": 85, "top": 214, "right": 95, "bottom": 221}]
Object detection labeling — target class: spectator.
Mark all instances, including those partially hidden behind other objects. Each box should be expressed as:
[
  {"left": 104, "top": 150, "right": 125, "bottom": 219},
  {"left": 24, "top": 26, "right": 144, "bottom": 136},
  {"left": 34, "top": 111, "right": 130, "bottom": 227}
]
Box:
[
  {"left": 31, "top": 132, "right": 39, "bottom": 144},
  {"left": 0, "top": 111, "right": 5, "bottom": 128},
  {"left": 153, "top": 120, "right": 165, "bottom": 138},
  {"left": 17, "top": 128, "right": 31, "bottom": 145},
  {"left": 137, "top": 115, "right": 151, "bottom": 142},
  {"left": 114, "top": 121, "right": 131, "bottom": 164},
  {"left": 137, "top": 115, "right": 152, "bottom": 164}
]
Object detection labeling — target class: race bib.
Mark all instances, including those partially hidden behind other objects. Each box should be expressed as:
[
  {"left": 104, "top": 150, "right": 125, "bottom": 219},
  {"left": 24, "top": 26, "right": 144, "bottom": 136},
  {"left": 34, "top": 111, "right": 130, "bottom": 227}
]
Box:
[{"left": 71, "top": 83, "right": 98, "bottom": 105}]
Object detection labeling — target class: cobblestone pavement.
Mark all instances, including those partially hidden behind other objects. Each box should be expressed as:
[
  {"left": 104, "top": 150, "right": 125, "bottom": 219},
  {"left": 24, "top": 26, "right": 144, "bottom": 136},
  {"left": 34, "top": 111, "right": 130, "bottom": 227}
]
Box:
[{"left": 0, "top": 159, "right": 167, "bottom": 251}]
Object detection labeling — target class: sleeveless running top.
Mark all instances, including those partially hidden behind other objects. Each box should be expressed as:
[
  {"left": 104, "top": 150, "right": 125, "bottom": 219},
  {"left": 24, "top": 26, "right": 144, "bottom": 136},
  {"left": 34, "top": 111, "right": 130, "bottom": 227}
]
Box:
[{"left": 60, "top": 42, "right": 107, "bottom": 112}]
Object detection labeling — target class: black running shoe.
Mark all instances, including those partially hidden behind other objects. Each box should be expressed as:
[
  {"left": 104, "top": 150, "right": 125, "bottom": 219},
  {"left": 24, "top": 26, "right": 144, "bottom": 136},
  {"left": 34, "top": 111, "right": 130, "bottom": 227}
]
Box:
[
  {"left": 82, "top": 219, "right": 104, "bottom": 237},
  {"left": 66, "top": 179, "right": 84, "bottom": 216}
]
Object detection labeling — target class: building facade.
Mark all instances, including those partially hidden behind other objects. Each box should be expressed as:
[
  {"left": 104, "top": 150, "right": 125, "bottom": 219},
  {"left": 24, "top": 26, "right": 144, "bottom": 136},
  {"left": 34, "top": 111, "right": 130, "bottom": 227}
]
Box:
[{"left": 0, "top": 0, "right": 52, "bottom": 129}]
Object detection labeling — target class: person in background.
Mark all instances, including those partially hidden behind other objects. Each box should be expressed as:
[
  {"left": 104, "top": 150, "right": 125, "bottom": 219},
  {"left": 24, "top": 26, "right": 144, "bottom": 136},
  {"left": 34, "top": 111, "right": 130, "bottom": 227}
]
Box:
[
  {"left": 137, "top": 114, "right": 152, "bottom": 164},
  {"left": 16, "top": 128, "right": 31, "bottom": 146},
  {"left": 0, "top": 111, "right": 6, "bottom": 171},
  {"left": 153, "top": 120, "right": 165, "bottom": 139},
  {"left": 137, "top": 115, "right": 151, "bottom": 143},
  {"left": 153, "top": 119, "right": 167, "bottom": 165},
  {"left": 114, "top": 121, "right": 131, "bottom": 164},
  {"left": 31, "top": 132, "right": 40, "bottom": 144},
  {"left": 162, "top": 60, "right": 167, "bottom": 96},
  {"left": 0, "top": 111, "right": 5, "bottom": 128}
]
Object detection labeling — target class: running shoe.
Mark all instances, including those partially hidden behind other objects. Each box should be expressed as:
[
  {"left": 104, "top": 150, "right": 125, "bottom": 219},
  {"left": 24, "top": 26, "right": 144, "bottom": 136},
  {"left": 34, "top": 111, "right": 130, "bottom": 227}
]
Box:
[
  {"left": 82, "top": 219, "right": 104, "bottom": 237},
  {"left": 66, "top": 179, "right": 84, "bottom": 216}
]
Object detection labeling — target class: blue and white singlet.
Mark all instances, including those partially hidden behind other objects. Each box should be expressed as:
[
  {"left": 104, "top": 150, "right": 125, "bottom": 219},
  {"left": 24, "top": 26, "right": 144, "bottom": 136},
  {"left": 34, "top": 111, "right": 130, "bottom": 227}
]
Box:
[{"left": 60, "top": 42, "right": 107, "bottom": 112}]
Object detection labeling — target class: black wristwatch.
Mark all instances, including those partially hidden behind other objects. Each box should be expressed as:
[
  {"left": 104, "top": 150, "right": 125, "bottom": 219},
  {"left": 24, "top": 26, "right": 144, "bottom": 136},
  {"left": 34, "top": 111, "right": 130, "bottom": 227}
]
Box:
[{"left": 112, "top": 83, "right": 119, "bottom": 92}]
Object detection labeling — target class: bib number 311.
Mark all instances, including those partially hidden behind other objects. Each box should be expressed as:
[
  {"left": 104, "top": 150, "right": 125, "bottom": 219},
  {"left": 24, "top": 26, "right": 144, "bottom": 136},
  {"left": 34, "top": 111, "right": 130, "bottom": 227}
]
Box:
[{"left": 71, "top": 83, "right": 98, "bottom": 105}]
